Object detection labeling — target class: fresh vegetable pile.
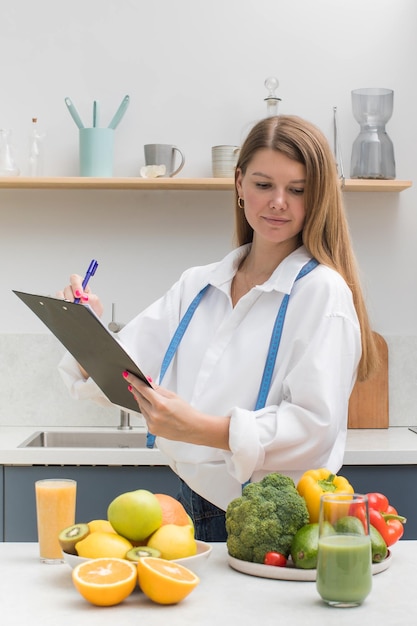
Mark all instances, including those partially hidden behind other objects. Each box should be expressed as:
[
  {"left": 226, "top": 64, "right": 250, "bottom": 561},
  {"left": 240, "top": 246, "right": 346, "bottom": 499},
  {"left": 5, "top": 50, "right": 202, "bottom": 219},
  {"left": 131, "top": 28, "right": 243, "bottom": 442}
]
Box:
[
  {"left": 225, "top": 473, "right": 309, "bottom": 564},
  {"left": 225, "top": 469, "right": 407, "bottom": 569}
]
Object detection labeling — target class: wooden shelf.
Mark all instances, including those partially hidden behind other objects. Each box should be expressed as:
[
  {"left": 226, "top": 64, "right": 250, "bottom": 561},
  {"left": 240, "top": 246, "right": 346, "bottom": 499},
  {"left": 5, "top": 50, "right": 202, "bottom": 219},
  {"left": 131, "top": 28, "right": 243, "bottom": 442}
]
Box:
[
  {"left": 0, "top": 176, "right": 412, "bottom": 192},
  {"left": 0, "top": 177, "right": 233, "bottom": 190},
  {"left": 341, "top": 179, "right": 412, "bottom": 192}
]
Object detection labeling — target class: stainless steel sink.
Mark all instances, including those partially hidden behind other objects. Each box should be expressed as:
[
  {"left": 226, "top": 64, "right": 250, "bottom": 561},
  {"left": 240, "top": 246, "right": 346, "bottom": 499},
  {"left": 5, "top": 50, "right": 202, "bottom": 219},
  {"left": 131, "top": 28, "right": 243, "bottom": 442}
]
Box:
[{"left": 18, "top": 430, "right": 149, "bottom": 449}]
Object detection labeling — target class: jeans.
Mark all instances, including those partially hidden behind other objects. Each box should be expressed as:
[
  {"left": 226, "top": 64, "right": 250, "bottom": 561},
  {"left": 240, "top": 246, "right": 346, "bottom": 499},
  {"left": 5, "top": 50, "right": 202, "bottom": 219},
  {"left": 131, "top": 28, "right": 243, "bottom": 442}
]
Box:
[{"left": 177, "top": 479, "right": 227, "bottom": 542}]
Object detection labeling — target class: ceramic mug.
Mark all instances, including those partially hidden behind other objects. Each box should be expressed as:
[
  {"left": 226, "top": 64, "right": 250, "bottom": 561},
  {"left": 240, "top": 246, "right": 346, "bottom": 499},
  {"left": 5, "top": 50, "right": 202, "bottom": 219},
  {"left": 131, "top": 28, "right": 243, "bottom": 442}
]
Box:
[
  {"left": 144, "top": 144, "right": 185, "bottom": 177},
  {"left": 212, "top": 145, "right": 240, "bottom": 178}
]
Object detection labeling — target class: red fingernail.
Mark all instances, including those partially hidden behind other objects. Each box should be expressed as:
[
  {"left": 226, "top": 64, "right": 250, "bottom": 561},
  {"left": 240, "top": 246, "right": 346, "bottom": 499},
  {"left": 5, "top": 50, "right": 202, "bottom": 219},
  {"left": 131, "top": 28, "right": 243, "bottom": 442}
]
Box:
[
  {"left": 82, "top": 294, "right": 89, "bottom": 301},
  {"left": 147, "top": 376, "right": 153, "bottom": 383},
  {"left": 122, "top": 371, "right": 129, "bottom": 378},
  {"left": 127, "top": 384, "right": 133, "bottom": 392},
  {"left": 75, "top": 289, "right": 81, "bottom": 297}
]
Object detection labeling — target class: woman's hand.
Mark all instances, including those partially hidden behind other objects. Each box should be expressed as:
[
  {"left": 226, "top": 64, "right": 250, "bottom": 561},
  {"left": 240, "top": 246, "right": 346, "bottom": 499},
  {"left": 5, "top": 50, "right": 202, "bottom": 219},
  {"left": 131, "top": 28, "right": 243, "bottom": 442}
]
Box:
[
  {"left": 56, "top": 274, "right": 104, "bottom": 380},
  {"left": 56, "top": 273, "right": 104, "bottom": 318},
  {"left": 123, "top": 371, "right": 231, "bottom": 450}
]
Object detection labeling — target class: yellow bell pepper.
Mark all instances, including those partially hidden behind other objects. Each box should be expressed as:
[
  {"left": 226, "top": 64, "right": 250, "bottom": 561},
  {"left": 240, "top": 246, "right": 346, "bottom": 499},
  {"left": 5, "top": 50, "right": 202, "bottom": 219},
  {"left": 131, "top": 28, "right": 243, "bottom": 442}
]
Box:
[{"left": 296, "top": 468, "right": 354, "bottom": 523}]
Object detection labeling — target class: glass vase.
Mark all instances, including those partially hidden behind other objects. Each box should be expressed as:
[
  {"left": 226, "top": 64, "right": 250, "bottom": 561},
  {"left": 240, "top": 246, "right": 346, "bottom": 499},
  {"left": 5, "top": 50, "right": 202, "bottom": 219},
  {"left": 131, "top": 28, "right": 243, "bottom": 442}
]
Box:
[
  {"left": 350, "top": 88, "right": 395, "bottom": 180},
  {"left": 0, "top": 129, "right": 20, "bottom": 176}
]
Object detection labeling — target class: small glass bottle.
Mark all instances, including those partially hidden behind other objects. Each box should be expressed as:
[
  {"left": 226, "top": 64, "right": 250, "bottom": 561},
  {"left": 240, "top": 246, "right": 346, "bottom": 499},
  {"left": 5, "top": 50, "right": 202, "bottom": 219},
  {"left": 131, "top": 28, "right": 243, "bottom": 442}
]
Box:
[
  {"left": 28, "top": 117, "right": 46, "bottom": 176},
  {"left": 0, "top": 129, "right": 20, "bottom": 176},
  {"left": 264, "top": 77, "right": 281, "bottom": 117}
]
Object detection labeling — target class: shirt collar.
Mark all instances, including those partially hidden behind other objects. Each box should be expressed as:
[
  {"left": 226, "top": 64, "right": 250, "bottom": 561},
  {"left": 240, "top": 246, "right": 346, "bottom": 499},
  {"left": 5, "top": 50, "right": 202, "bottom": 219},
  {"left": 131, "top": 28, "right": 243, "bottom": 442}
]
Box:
[{"left": 209, "top": 244, "right": 314, "bottom": 295}]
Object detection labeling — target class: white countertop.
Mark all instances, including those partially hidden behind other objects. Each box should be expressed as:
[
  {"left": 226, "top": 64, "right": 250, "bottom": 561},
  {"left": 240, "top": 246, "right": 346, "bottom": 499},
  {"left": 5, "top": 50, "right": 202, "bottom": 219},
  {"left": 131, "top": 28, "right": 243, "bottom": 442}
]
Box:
[
  {"left": 1, "top": 425, "right": 417, "bottom": 466},
  {"left": 1, "top": 541, "right": 413, "bottom": 626},
  {"left": 0, "top": 426, "right": 168, "bottom": 466}
]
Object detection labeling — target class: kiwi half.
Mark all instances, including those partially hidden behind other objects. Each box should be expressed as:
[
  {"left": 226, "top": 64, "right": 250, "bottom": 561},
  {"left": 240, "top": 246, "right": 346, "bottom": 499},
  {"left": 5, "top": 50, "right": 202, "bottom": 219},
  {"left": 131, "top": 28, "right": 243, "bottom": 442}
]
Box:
[
  {"left": 58, "top": 523, "right": 90, "bottom": 555},
  {"left": 125, "top": 546, "right": 161, "bottom": 562}
]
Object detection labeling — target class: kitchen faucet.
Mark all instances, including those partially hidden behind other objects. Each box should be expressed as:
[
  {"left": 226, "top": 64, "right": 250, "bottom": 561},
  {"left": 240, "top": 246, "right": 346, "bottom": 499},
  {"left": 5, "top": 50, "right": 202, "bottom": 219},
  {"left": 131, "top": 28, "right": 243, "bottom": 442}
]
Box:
[{"left": 118, "top": 409, "right": 132, "bottom": 430}]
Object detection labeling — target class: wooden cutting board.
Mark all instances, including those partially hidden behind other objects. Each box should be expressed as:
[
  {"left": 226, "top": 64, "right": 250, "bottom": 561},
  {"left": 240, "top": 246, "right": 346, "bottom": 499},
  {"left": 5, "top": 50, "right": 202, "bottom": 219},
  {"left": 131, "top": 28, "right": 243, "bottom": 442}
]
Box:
[{"left": 348, "top": 332, "right": 389, "bottom": 428}]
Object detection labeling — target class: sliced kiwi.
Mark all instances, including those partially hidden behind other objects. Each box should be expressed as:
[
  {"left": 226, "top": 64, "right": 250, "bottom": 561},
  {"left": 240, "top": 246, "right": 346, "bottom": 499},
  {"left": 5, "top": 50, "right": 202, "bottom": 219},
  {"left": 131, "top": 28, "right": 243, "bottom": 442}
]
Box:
[
  {"left": 58, "top": 523, "right": 90, "bottom": 555},
  {"left": 125, "top": 546, "right": 161, "bottom": 561}
]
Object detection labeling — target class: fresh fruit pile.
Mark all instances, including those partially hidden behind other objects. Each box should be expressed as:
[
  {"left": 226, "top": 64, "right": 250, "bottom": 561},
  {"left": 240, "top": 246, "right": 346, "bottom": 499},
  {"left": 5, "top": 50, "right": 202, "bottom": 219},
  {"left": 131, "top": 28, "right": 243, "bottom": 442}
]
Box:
[
  {"left": 58, "top": 489, "right": 200, "bottom": 606},
  {"left": 260, "top": 469, "right": 407, "bottom": 570}
]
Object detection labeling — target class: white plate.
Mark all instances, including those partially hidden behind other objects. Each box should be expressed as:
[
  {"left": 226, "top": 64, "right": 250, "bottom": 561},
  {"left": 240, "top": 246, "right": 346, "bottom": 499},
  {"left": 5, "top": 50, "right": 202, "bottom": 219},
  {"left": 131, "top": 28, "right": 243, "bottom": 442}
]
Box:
[
  {"left": 63, "top": 540, "right": 212, "bottom": 576},
  {"left": 228, "top": 550, "right": 392, "bottom": 582}
]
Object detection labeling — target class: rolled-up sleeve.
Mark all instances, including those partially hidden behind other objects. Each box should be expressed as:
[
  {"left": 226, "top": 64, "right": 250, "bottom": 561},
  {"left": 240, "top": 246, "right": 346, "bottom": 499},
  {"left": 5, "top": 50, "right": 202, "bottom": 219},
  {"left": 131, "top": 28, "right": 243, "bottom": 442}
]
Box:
[{"left": 225, "top": 312, "right": 360, "bottom": 485}]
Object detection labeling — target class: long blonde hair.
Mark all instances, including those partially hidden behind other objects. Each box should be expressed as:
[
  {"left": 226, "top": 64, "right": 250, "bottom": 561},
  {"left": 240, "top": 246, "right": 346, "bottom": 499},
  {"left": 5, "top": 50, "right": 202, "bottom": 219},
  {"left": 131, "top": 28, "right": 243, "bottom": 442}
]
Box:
[{"left": 234, "top": 115, "right": 378, "bottom": 381}]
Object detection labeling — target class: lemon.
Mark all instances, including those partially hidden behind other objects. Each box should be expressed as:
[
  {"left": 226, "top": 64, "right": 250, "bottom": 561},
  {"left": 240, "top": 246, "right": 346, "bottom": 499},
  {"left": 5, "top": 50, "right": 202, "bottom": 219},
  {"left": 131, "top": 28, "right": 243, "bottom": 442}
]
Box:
[
  {"left": 72, "top": 558, "right": 137, "bottom": 606},
  {"left": 76, "top": 531, "right": 133, "bottom": 559},
  {"left": 147, "top": 523, "right": 197, "bottom": 560},
  {"left": 88, "top": 519, "right": 117, "bottom": 534},
  {"left": 137, "top": 556, "right": 199, "bottom": 605}
]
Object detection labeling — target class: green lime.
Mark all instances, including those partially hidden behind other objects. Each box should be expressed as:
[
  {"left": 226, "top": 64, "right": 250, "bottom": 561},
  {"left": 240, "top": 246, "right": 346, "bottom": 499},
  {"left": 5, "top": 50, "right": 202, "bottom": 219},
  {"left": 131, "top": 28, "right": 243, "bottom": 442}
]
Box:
[
  {"left": 370, "top": 525, "right": 388, "bottom": 563},
  {"left": 334, "top": 515, "right": 365, "bottom": 535},
  {"left": 290, "top": 523, "right": 319, "bottom": 569}
]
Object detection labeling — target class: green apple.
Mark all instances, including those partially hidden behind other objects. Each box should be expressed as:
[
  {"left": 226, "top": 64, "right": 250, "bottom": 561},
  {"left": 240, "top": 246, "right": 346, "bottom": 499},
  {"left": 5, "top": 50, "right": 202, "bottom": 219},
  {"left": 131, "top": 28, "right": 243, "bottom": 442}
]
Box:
[{"left": 107, "top": 489, "right": 162, "bottom": 542}]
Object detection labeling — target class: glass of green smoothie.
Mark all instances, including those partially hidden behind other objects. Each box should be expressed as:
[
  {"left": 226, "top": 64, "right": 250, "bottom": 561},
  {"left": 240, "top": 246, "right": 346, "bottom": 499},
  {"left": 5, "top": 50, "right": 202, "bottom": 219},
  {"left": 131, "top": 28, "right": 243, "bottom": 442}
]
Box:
[{"left": 316, "top": 493, "right": 372, "bottom": 608}]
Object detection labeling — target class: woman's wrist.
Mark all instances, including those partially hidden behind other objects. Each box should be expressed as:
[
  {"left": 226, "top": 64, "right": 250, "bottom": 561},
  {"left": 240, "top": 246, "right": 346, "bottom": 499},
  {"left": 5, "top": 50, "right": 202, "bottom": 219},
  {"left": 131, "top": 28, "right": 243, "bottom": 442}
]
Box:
[{"left": 191, "top": 412, "right": 231, "bottom": 450}]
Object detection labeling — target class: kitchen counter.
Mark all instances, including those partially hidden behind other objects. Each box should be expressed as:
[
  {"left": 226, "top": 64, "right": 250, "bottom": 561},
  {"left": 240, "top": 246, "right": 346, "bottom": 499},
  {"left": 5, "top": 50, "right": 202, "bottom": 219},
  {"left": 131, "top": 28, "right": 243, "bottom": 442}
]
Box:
[
  {"left": 0, "top": 541, "right": 413, "bottom": 625},
  {"left": 0, "top": 426, "right": 168, "bottom": 466},
  {"left": 3, "top": 426, "right": 417, "bottom": 543},
  {"left": 1, "top": 425, "right": 417, "bottom": 466}
]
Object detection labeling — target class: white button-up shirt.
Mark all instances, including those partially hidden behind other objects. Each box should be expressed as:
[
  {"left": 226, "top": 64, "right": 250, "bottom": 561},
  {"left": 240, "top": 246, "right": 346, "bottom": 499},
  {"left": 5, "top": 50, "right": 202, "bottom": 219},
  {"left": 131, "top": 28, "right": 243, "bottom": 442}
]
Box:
[{"left": 59, "top": 245, "right": 361, "bottom": 510}]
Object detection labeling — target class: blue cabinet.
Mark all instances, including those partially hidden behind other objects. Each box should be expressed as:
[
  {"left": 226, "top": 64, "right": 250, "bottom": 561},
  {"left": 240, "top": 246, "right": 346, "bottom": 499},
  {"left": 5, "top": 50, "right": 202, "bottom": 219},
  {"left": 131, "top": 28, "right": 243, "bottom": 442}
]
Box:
[
  {"left": 3, "top": 465, "right": 180, "bottom": 541},
  {"left": 4, "top": 464, "right": 415, "bottom": 541}
]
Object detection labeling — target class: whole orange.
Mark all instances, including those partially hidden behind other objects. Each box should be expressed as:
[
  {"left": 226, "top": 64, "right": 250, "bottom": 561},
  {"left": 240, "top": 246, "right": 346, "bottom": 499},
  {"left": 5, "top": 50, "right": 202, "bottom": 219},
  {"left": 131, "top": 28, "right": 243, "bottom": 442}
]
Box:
[{"left": 154, "top": 493, "right": 190, "bottom": 526}]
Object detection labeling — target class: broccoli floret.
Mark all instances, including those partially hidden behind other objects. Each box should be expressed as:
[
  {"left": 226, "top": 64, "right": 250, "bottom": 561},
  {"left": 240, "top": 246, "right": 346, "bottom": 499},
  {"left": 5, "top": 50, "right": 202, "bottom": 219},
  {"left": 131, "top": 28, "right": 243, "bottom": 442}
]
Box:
[{"left": 226, "top": 473, "right": 309, "bottom": 563}]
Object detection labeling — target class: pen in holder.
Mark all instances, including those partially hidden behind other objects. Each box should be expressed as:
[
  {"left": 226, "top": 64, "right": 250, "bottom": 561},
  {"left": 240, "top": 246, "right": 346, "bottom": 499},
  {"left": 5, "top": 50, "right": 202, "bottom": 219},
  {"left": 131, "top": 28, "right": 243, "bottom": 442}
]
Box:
[{"left": 79, "top": 128, "right": 114, "bottom": 177}]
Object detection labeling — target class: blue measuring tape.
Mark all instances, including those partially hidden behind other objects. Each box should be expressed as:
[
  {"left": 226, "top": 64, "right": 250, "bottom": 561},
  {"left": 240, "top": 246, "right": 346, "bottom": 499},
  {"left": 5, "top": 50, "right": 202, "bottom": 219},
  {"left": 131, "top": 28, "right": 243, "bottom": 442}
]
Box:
[
  {"left": 254, "top": 258, "right": 318, "bottom": 410},
  {"left": 146, "top": 258, "right": 318, "bottom": 448},
  {"left": 159, "top": 284, "right": 210, "bottom": 383},
  {"left": 145, "top": 284, "right": 210, "bottom": 448}
]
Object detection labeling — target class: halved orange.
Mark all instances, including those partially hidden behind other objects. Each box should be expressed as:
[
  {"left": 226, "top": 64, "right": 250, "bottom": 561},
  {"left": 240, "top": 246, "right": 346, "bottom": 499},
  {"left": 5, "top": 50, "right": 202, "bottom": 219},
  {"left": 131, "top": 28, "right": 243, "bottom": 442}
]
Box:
[
  {"left": 72, "top": 558, "right": 137, "bottom": 606},
  {"left": 137, "top": 556, "right": 200, "bottom": 605}
]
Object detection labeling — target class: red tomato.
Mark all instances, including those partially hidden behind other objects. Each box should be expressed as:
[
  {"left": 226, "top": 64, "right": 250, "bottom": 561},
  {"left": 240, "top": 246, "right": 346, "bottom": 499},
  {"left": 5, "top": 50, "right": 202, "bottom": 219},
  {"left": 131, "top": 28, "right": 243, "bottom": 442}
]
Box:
[{"left": 263, "top": 551, "right": 287, "bottom": 567}]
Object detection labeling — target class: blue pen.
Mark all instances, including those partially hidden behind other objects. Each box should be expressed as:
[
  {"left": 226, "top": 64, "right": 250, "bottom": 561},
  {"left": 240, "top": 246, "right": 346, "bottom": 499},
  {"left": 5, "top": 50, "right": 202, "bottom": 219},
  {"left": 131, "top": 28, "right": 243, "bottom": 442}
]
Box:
[{"left": 74, "top": 259, "right": 99, "bottom": 304}]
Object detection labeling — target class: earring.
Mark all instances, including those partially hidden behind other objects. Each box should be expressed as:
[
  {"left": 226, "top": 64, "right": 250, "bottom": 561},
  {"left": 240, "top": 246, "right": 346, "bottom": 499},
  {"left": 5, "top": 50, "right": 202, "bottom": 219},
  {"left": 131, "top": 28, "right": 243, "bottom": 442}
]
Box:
[{"left": 238, "top": 197, "right": 244, "bottom": 209}]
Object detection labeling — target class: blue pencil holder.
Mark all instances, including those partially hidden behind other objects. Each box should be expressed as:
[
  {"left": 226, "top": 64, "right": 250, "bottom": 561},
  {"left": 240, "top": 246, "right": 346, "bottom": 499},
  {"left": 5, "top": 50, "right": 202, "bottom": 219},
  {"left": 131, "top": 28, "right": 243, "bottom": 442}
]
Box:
[{"left": 79, "top": 128, "right": 114, "bottom": 177}]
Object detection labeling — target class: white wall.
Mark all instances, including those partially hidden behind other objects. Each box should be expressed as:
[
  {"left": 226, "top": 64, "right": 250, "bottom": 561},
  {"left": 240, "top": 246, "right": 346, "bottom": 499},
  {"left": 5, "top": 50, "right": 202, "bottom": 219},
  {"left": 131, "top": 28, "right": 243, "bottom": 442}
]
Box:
[{"left": 1, "top": 0, "right": 417, "bottom": 427}]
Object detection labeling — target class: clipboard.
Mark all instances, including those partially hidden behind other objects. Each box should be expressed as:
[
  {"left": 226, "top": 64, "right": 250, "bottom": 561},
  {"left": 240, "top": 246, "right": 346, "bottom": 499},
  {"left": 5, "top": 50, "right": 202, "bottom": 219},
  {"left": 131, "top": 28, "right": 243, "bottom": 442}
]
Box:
[{"left": 13, "top": 290, "right": 151, "bottom": 412}]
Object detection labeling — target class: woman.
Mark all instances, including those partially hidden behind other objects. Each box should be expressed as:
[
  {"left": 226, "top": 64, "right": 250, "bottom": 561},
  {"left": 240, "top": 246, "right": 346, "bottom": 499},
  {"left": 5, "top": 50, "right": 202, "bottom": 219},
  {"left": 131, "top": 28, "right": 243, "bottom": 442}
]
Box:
[{"left": 59, "top": 115, "right": 379, "bottom": 542}]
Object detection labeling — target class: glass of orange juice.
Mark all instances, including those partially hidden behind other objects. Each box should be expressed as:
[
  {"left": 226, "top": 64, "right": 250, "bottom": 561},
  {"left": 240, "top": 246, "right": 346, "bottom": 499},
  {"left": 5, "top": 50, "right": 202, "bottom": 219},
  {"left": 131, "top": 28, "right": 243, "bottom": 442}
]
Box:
[{"left": 35, "top": 479, "right": 77, "bottom": 563}]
